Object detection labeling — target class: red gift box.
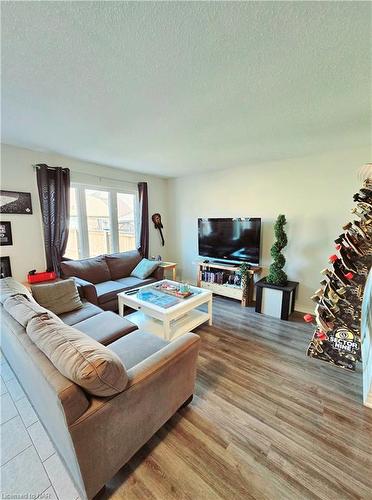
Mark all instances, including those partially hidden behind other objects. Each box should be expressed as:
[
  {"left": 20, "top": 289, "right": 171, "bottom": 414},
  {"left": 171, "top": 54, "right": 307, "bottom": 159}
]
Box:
[{"left": 27, "top": 271, "right": 57, "bottom": 284}]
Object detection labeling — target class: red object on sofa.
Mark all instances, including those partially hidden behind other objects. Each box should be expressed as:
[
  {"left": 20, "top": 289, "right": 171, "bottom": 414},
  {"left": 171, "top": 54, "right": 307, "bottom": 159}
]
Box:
[{"left": 27, "top": 271, "right": 57, "bottom": 284}]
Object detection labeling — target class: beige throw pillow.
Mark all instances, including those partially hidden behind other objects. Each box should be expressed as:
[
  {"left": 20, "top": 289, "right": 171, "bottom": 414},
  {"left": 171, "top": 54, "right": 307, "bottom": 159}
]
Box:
[
  {"left": 27, "top": 315, "right": 128, "bottom": 397},
  {"left": 31, "top": 279, "right": 82, "bottom": 315}
]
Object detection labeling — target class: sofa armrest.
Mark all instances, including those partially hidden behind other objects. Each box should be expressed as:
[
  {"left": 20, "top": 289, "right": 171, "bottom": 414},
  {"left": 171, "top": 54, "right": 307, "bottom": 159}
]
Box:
[
  {"left": 72, "top": 277, "right": 98, "bottom": 305},
  {"left": 151, "top": 266, "right": 164, "bottom": 281},
  {"left": 126, "top": 332, "right": 200, "bottom": 387},
  {"left": 69, "top": 331, "right": 200, "bottom": 499},
  {"left": 71, "top": 333, "right": 201, "bottom": 426}
]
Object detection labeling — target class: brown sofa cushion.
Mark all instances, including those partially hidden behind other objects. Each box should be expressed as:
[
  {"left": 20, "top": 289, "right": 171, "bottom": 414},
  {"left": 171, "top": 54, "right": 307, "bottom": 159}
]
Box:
[
  {"left": 105, "top": 250, "right": 142, "bottom": 280},
  {"left": 116, "top": 276, "right": 157, "bottom": 289},
  {"left": 95, "top": 280, "right": 129, "bottom": 305},
  {"left": 95, "top": 277, "right": 156, "bottom": 305},
  {"left": 73, "top": 311, "right": 138, "bottom": 345},
  {"left": 59, "top": 301, "right": 103, "bottom": 326},
  {"left": 27, "top": 315, "right": 128, "bottom": 397},
  {"left": 61, "top": 256, "right": 111, "bottom": 284},
  {"left": 3, "top": 294, "right": 57, "bottom": 327},
  {"left": 109, "top": 330, "right": 169, "bottom": 370},
  {"left": 31, "top": 279, "right": 83, "bottom": 315}
]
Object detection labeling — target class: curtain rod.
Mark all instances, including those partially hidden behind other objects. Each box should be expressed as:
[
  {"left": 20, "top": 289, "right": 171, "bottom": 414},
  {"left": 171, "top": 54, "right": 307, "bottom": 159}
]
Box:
[
  {"left": 32, "top": 164, "right": 139, "bottom": 186},
  {"left": 33, "top": 164, "right": 68, "bottom": 171}
]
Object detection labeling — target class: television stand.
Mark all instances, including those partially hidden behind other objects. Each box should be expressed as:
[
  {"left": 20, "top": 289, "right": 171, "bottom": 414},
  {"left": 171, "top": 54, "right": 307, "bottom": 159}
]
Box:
[{"left": 196, "top": 261, "right": 261, "bottom": 306}]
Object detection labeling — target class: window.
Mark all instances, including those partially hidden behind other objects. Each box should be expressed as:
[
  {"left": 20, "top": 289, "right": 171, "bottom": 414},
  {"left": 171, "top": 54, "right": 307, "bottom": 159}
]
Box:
[
  {"left": 117, "top": 192, "right": 136, "bottom": 252},
  {"left": 65, "top": 184, "right": 138, "bottom": 259},
  {"left": 86, "top": 189, "right": 111, "bottom": 256}
]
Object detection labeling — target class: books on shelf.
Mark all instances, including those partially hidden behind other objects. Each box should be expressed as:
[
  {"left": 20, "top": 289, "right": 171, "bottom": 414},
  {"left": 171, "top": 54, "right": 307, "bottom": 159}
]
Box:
[{"left": 199, "top": 268, "right": 242, "bottom": 288}]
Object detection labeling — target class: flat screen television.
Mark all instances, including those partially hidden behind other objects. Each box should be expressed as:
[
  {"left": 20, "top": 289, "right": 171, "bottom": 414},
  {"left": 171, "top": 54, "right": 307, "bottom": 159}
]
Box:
[{"left": 198, "top": 218, "right": 261, "bottom": 265}]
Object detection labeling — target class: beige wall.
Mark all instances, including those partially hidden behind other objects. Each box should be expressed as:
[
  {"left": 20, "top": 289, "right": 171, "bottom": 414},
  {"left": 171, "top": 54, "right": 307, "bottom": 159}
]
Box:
[
  {"left": 2, "top": 142, "right": 369, "bottom": 312},
  {"left": 166, "top": 147, "right": 369, "bottom": 312},
  {"left": 0, "top": 144, "right": 169, "bottom": 282}
]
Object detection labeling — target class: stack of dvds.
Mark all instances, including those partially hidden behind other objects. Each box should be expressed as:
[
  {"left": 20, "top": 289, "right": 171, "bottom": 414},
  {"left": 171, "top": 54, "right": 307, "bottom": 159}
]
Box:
[
  {"left": 305, "top": 176, "right": 372, "bottom": 371},
  {"left": 200, "top": 269, "right": 226, "bottom": 284},
  {"left": 200, "top": 268, "right": 242, "bottom": 287}
]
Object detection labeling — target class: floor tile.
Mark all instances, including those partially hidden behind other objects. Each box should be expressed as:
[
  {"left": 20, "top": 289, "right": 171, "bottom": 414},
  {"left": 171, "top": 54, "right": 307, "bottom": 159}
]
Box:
[
  {"left": 0, "top": 415, "right": 32, "bottom": 465},
  {"left": 41, "top": 485, "right": 58, "bottom": 500},
  {"left": 28, "top": 421, "right": 55, "bottom": 461},
  {"left": 44, "top": 452, "right": 79, "bottom": 500},
  {"left": 15, "top": 396, "right": 39, "bottom": 428},
  {"left": 1, "top": 446, "right": 50, "bottom": 496},
  {"left": 0, "top": 376, "right": 7, "bottom": 395},
  {"left": 0, "top": 361, "right": 15, "bottom": 382},
  {"left": 0, "top": 392, "right": 18, "bottom": 424},
  {"left": 5, "top": 376, "right": 25, "bottom": 401}
]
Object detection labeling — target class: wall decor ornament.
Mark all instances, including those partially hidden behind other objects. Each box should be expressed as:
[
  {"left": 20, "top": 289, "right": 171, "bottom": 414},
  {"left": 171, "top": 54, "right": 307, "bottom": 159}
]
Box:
[
  {"left": 152, "top": 213, "right": 165, "bottom": 246},
  {"left": 0, "top": 256, "right": 12, "bottom": 278},
  {"left": 305, "top": 174, "right": 372, "bottom": 371},
  {"left": 0, "top": 190, "right": 32, "bottom": 214},
  {"left": 0, "top": 221, "right": 13, "bottom": 246}
]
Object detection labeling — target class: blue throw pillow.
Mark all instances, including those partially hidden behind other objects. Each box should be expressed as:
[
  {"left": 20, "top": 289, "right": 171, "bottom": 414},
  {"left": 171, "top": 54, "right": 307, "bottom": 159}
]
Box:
[{"left": 131, "top": 259, "right": 159, "bottom": 280}]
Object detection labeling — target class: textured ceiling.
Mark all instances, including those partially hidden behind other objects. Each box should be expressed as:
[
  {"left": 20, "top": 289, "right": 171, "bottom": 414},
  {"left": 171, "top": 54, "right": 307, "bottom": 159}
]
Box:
[{"left": 1, "top": 1, "right": 370, "bottom": 177}]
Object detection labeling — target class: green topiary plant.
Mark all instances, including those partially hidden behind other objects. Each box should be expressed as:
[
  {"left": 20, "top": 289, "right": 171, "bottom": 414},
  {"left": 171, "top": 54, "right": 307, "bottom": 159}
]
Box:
[{"left": 266, "top": 214, "right": 288, "bottom": 286}]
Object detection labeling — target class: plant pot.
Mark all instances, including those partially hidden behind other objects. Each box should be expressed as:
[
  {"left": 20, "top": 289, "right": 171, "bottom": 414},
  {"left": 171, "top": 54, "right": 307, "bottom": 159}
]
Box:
[{"left": 255, "top": 278, "right": 299, "bottom": 320}]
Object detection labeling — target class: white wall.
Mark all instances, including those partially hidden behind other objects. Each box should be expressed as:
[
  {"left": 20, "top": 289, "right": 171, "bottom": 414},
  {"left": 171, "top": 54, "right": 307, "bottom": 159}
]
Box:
[
  {"left": 166, "top": 147, "right": 368, "bottom": 312},
  {"left": 0, "top": 144, "right": 169, "bottom": 282}
]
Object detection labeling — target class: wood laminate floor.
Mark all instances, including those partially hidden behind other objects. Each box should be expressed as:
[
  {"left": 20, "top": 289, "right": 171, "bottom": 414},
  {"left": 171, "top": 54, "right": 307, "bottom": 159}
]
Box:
[
  {"left": 2, "top": 296, "right": 370, "bottom": 499},
  {"left": 103, "top": 297, "right": 372, "bottom": 500}
]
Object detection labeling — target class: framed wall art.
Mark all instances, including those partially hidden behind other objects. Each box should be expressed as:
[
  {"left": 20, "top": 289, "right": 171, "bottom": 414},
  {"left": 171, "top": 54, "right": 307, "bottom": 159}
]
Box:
[
  {"left": 0, "top": 256, "right": 12, "bottom": 278},
  {"left": 0, "top": 221, "right": 13, "bottom": 246},
  {"left": 0, "top": 190, "right": 32, "bottom": 214}
]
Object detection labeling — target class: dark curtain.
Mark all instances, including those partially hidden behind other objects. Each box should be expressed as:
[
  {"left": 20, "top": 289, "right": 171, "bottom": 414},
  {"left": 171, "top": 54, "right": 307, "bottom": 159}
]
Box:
[
  {"left": 138, "top": 182, "right": 149, "bottom": 258},
  {"left": 36, "top": 164, "right": 70, "bottom": 275}
]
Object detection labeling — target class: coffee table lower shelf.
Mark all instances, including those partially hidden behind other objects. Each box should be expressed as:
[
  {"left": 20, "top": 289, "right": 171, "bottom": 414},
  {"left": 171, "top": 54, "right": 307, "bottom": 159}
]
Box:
[{"left": 125, "top": 309, "right": 210, "bottom": 341}]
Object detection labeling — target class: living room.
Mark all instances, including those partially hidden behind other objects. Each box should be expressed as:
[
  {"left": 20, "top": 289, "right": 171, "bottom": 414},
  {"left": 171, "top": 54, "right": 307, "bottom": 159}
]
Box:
[{"left": 1, "top": 2, "right": 372, "bottom": 500}]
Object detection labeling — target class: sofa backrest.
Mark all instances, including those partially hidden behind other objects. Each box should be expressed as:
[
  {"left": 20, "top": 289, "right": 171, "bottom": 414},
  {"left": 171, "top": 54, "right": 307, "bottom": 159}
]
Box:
[
  {"left": 61, "top": 250, "right": 143, "bottom": 283},
  {"left": 0, "top": 278, "right": 92, "bottom": 499},
  {"left": 0, "top": 279, "right": 90, "bottom": 424},
  {"left": 61, "top": 255, "right": 111, "bottom": 284},
  {"left": 105, "top": 249, "right": 142, "bottom": 280}
]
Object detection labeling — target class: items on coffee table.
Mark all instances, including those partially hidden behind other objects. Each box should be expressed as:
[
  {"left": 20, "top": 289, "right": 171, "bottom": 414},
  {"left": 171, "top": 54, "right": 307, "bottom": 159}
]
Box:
[
  {"left": 155, "top": 281, "right": 192, "bottom": 298},
  {"left": 118, "top": 279, "right": 213, "bottom": 340}
]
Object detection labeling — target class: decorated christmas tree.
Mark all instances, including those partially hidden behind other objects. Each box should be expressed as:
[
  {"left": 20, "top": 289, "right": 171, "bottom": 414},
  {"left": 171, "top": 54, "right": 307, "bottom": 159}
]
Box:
[
  {"left": 267, "top": 214, "right": 288, "bottom": 286},
  {"left": 305, "top": 166, "right": 372, "bottom": 371}
]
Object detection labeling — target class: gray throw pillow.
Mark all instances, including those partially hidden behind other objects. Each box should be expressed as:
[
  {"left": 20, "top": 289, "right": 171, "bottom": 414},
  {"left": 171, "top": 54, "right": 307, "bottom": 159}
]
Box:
[
  {"left": 130, "top": 259, "right": 159, "bottom": 280},
  {"left": 31, "top": 278, "right": 83, "bottom": 315}
]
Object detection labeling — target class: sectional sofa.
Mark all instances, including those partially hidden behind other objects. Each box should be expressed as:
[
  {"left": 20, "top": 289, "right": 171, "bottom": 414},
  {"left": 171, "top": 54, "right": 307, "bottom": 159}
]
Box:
[
  {"left": 0, "top": 278, "right": 200, "bottom": 499},
  {"left": 61, "top": 249, "right": 164, "bottom": 311}
]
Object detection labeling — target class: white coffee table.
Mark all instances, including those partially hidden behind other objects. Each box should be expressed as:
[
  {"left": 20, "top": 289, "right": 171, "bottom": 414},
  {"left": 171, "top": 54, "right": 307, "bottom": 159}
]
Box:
[{"left": 117, "top": 280, "right": 212, "bottom": 341}]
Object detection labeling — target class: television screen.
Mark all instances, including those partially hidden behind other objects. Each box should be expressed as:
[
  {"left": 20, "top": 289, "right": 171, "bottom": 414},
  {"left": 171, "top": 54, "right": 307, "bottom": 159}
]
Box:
[{"left": 198, "top": 218, "right": 261, "bottom": 264}]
